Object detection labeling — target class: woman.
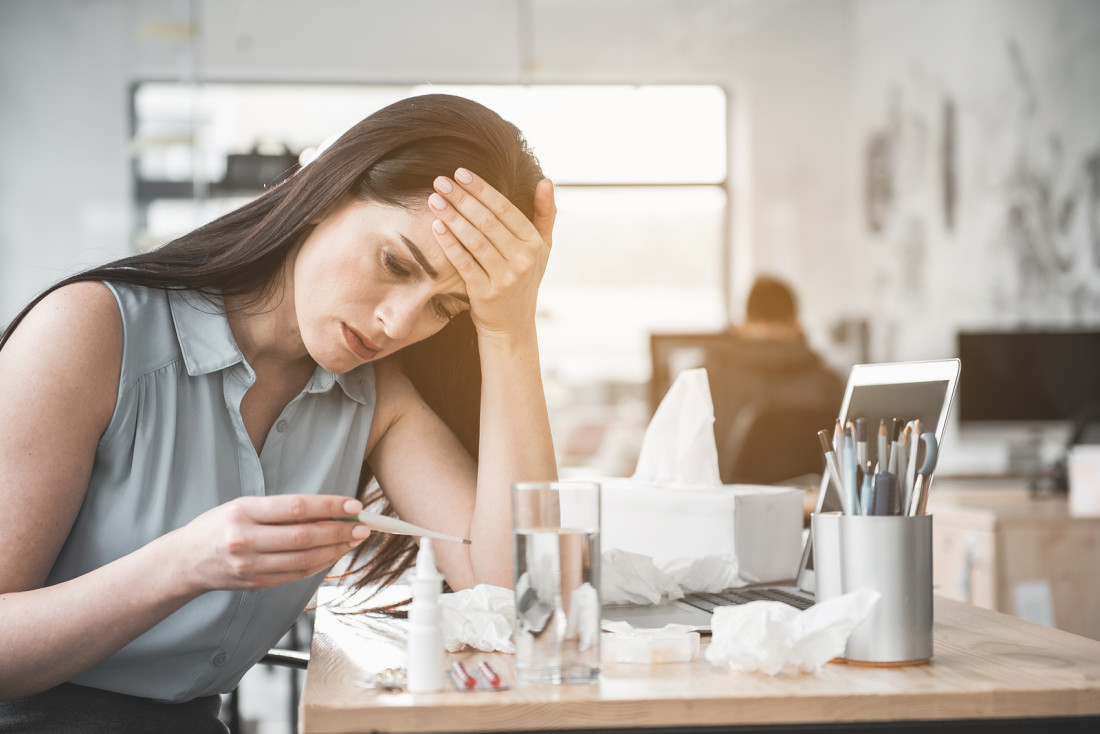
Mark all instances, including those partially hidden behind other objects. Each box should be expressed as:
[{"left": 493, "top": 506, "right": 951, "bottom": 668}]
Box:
[{"left": 0, "top": 93, "right": 557, "bottom": 730}]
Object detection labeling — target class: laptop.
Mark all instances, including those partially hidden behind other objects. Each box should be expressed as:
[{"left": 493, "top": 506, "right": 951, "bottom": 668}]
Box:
[{"left": 601, "top": 358, "right": 961, "bottom": 631}]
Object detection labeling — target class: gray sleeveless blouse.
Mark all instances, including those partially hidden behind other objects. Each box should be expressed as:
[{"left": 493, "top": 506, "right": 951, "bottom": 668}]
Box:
[{"left": 46, "top": 283, "right": 375, "bottom": 702}]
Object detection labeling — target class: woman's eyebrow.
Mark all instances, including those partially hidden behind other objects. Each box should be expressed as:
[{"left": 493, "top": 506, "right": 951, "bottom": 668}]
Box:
[
  {"left": 400, "top": 235, "right": 439, "bottom": 278},
  {"left": 399, "top": 234, "right": 470, "bottom": 304}
]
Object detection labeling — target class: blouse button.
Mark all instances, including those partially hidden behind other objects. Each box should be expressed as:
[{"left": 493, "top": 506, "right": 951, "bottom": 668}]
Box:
[
  {"left": 276, "top": 420, "right": 288, "bottom": 433},
  {"left": 213, "top": 653, "right": 227, "bottom": 667}
]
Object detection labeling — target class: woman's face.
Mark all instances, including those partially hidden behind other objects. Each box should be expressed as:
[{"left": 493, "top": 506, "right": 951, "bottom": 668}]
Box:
[{"left": 291, "top": 197, "right": 470, "bottom": 373}]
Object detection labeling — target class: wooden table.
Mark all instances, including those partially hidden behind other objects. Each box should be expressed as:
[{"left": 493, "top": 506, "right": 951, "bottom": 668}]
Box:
[{"left": 302, "top": 588, "right": 1100, "bottom": 733}]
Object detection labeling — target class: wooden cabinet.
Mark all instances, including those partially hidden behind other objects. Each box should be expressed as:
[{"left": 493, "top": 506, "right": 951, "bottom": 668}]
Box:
[{"left": 928, "top": 480, "right": 1100, "bottom": 640}]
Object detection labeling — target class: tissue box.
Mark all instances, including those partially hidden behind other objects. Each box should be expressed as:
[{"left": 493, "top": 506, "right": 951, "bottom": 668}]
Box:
[{"left": 599, "top": 479, "right": 804, "bottom": 584}]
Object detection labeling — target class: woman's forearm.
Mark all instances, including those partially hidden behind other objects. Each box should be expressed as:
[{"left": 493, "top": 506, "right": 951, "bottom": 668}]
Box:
[
  {"left": 468, "top": 328, "right": 557, "bottom": 587},
  {"left": 0, "top": 530, "right": 197, "bottom": 701}
]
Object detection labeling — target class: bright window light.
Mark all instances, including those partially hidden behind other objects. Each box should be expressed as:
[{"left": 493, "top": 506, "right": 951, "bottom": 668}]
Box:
[
  {"left": 131, "top": 83, "right": 729, "bottom": 386},
  {"left": 414, "top": 85, "right": 727, "bottom": 184}
]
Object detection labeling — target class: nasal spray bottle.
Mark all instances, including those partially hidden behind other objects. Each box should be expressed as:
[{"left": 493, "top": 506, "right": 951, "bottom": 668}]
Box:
[{"left": 407, "top": 537, "right": 444, "bottom": 692}]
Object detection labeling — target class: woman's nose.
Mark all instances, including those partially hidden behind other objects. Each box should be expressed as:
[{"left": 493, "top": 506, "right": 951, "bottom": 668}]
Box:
[{"left": 377, "top": 297, "right": 420, "bottom": 342}]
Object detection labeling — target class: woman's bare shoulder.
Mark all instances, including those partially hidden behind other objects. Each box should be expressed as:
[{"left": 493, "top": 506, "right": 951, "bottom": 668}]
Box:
[
  {"left": 1, "top": 281, "right": 122, "bottom": 418},
  {"left": 0, "top": 282, "right": 123, "bottom": 592},
  {"left": 14, "top": 281, "right": 121, "bottom": 341}
]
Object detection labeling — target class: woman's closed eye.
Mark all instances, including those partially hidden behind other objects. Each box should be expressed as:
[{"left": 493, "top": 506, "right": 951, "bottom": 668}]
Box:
[
  {"left": 431, "top": 299, "right": 455, "bottom": 322},
  {"left": 385, "top": 250, "right": 457, "bottom": 322},
  {"left": 383, "top": 251, "right": 411, "bottom": 278}
]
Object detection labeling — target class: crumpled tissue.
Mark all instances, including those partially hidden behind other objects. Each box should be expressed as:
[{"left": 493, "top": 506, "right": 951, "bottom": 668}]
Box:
[
  {"left": 439, "top": 584, "right": 515, "bottom": 653},
  {"left": 665, "top": 553, "right": 743, "bottom": 594},
  {"left": 602, "top": 548, "right": 683, "bottom": 605},
  {"left": 632, "top": 368, "right": 722, "bottom": 487},
  {"left": 603, "top": 620, "right": 701, "bottom": 663},
  {"left": 601, "top": 548, "right": 745, "bottom": 606},
  {"left": 704, "top": 589, "right": 881, "bottom": 675}
]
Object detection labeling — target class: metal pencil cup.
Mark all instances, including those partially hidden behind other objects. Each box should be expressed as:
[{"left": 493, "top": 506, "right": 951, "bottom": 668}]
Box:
[{"left": 812, "top": 512, "right": 933, "bottom": 666}]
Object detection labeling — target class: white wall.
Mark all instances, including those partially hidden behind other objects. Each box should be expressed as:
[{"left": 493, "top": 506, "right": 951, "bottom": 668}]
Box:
[
  {"left": 851, "top": 0, "right": 1100, "bottom": 364},
  {"left": 1, "top": 0, "right": 132, "bottom": 320}
]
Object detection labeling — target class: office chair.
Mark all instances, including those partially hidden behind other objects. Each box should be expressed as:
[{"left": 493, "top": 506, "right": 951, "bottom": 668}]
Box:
[
  {"left": 223, "top": 616, "right": 311, "bottom": 734},
  {"left": 720, "top": 402, "right": 838, "bottom": 485}
]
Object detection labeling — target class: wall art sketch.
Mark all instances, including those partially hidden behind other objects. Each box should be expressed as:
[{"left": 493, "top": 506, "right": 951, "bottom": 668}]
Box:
[
  {"left": 862, "top": 36, "right": 1100, "bottom": 336},
  {"left": 987, "top": 39, "right": 1100, "bottom": 322}
]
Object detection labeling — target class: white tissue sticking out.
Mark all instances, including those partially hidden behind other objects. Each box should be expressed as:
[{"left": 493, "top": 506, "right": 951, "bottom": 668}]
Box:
[
  {"left": 602, "top": 548, "right": 684, "bottom": 605},
  {"left": 704, "top": 589, "right": 881, "bottom": 675},
  {"left": 438, "top": 584, "right": 515, "bottom": 653},
  {"left": 632, "top": 368, "right": 722, "bottom": 487}
]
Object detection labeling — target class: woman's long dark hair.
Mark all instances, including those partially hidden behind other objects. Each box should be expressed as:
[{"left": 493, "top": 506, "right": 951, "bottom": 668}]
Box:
[{"left": 0, "top": 93, "right": 544, "bottom": 598}]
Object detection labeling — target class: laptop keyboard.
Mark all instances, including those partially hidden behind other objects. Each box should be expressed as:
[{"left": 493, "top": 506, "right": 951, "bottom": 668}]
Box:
[{"left": 678, "top": 587, "right": 815, "bottom": 612}]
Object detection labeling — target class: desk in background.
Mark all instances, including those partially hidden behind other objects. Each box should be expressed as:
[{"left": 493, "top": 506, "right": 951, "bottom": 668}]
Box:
[
  {"left": 302, "top": 588, "right": 1100, "bottom": 733},
  {"left": 928, "top": 479, "right": 1100, "bottom": 640}
]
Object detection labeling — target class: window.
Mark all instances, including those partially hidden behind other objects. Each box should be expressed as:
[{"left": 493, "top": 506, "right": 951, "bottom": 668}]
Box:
[{"left": 131, "top": 83, "right": 729, "bottom": 389}]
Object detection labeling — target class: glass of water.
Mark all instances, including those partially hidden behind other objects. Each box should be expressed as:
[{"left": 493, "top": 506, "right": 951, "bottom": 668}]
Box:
[{"left": 511, "top": 480, "right": 601, "bottom": 684}]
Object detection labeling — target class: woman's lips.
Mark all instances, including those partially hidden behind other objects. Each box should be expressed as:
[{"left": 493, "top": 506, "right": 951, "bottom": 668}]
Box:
[{"left": 341, "top": 322, "right": 381, "bottom": 361}]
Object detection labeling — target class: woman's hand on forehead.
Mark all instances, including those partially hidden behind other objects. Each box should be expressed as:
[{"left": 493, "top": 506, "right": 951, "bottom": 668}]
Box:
[{"left": 426, "top": 169, "right": 555, "bottom": 340}]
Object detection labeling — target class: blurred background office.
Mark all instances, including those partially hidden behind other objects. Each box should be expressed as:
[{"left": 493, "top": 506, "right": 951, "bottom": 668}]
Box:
[
  {"left": 5, "top": 0, "right": 1100, "bottom": 481},
  {"left": 6, "top": 0, "right": 1099, "bottom": 486},
  {"left": 3, "top": 1, "right": 1100, "bottom": 730}
]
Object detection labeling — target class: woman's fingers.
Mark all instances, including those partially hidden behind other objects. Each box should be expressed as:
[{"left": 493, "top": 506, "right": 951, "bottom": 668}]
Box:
[
  {"left": 436, "top": 169, "right": 535, "bottom": 242},
  {"left": 186, "top": 495, "right": 371, "bottom": 592},
  {"left": 428, "top": 168, "right": 552, "bottom": 336},
  {"left": 244, "top": 519, "right": 370, "bottom": 554},
  {"left": 429, "top": 170, "right": 548, "bottom": 284},
  {"left": 429, "top": 184, "right": 510, "bottom": 272},
  {"left": 236, "top": 542, "right": 357, "bottom": 581},
  {"left": 532, "top": 178, "right": 556, "bottom": 248},
  {"left": 431, "top": 170, "right": 547, "bottom": 252},
  {"left": 431, "top": 218, "right": 490, "bottom": 288},
  {"left": 238, "top": 494, "right": 361, "bottom": 525}
]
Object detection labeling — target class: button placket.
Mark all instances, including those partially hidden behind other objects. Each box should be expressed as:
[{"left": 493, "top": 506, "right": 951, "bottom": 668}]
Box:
[
  {"left": 225, "top": 366, "right": 265, "bottom": 497},
  {"left": 260, "top": 396, "right": 305, "bottom": 497}
]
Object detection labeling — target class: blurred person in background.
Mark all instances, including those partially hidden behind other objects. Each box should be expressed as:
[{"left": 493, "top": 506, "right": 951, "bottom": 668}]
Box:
[{"left": 707, "top": 275, "right": 845, "bottom": 483}]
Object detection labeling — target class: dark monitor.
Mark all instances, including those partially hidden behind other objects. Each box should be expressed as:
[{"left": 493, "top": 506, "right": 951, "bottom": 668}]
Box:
[{"left": 956, "top": 331, "right": 1100, "bottom": 424}]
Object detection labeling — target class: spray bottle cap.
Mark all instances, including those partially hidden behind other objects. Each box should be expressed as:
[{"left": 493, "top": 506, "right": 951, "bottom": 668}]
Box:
[
  {"left": 416, "top": 537, "right": 440, "bottom": 579},
  {"left": 410, "top": 537, "right": 442, "bottom": 625}
]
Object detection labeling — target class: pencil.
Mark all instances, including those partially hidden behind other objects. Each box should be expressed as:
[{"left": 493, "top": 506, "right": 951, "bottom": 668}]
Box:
[
  {"left": 855, "top": 418, "right": 868, "bottom": 468},
  {"left": 878, "top": 420, "right": 889, "bottom": 472},
  {"left": 906, "top": 419, "right": 921, "bottom": 496},
  {"left": 843, "top": 423, "right": 860, "bottom": 515},
  {"left": 897, "top": 425, "right": 911, "bottom": 510},
  {"left": 860, "top": 460, "right": 874, "bottom": 515}
]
